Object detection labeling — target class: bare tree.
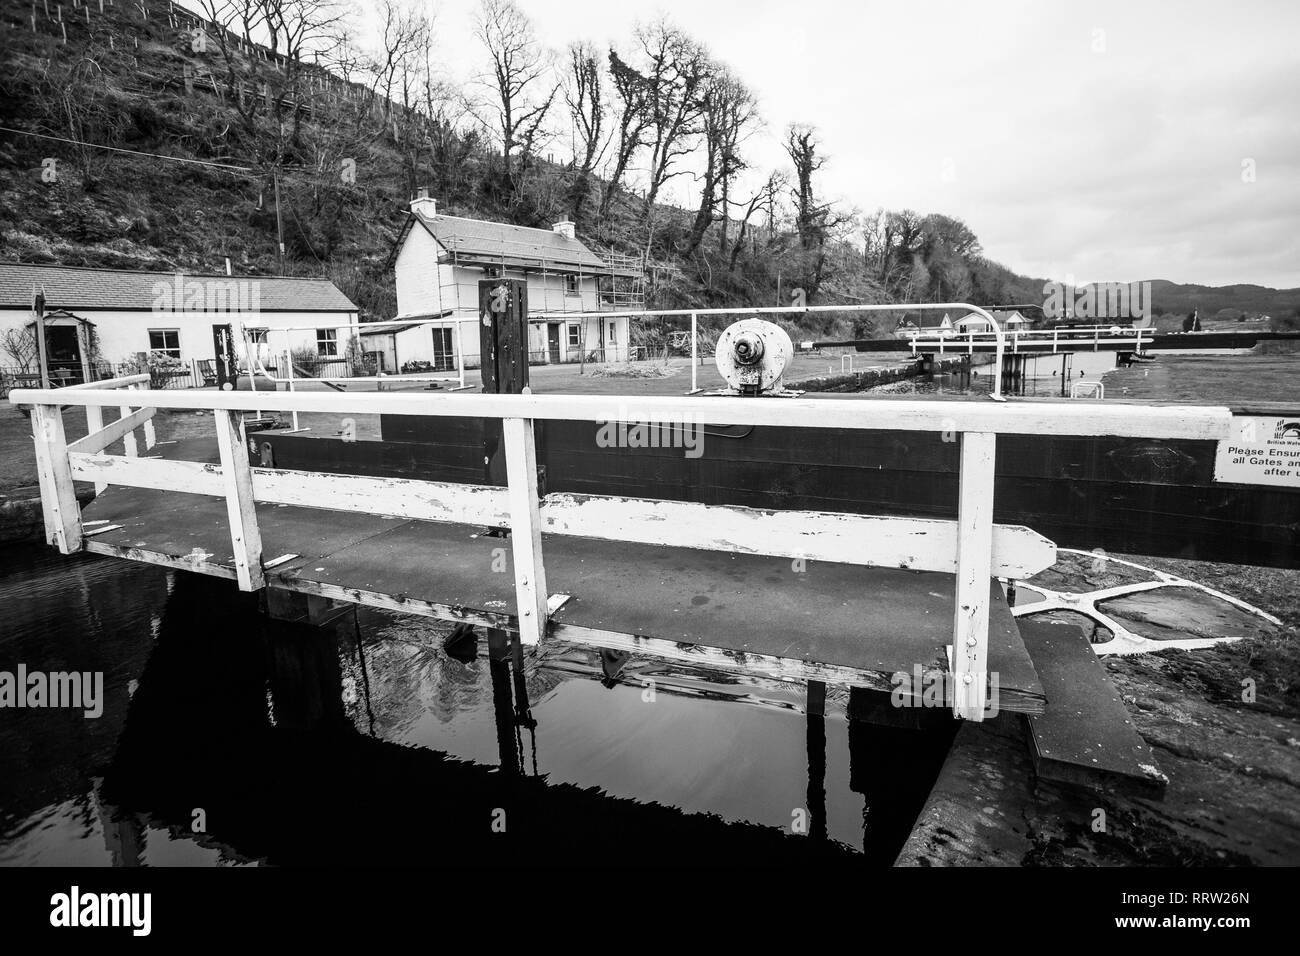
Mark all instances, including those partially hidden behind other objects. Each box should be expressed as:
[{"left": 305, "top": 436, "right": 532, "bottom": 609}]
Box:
[
  {"left": 684, "top": 66, "right": 757, "bottom": 256},
  {"left": 561, "top": 41, "right": 608, "bottom": 229},
  {"left": 637, "top": 19, "right": 710, "bottom": 216},
  {"left": 367, "top": 0, "right": 430, "bottom": 128},
  {"left": 784, "top": 123, "right": 851, "bottom": 300},
  {"left": 864, "top": 208, "right": 926, "bottom": 296},
  {"left": 0, "top": 327, "right": 38, "bottom": 371},
  {"left": 198, "top": 0, "right": 350, "bottom": 162},
  {"left": 728, "top": 171, "right": 784, "bottom": 272},
  {"left": 597, "top": 47, "right": 651, "bottom": 221},
  {"left": 473, "top": 0, "right": 557, "bottom": 190}
]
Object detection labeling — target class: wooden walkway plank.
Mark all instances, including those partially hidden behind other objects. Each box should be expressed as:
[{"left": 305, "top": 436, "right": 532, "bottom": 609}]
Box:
[
  {"left": 73, "top": 484, "right": 1047, "bottom": 714},
  {"left": 1019, "top": 619, "right": 1168, "bottom": 795}
]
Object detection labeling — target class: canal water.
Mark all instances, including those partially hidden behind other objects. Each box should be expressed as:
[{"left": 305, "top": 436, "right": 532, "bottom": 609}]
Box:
[{"left": 0, "top": 543, "right": 954, "bottom": 866}]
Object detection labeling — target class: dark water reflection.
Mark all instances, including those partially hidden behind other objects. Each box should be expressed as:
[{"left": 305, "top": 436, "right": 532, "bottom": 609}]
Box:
[{"left": 1, "top": 545, "right": 955, "bottom": 866}]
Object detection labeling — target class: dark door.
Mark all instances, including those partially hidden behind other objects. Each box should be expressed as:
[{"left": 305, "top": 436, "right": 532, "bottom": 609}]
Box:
[
  {"left": 547, "top": 323, "right": 561, "bottom": 364},
  {"left": 212, "top": 324, "right": 236, "bottom": 390}
]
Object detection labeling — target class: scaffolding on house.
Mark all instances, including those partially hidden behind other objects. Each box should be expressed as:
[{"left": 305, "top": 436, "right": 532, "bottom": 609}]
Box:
[{"left": 418, "top": 226, "right": 648, "bottom": 369}]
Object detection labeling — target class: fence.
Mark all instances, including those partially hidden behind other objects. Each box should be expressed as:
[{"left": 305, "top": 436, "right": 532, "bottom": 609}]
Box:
[
  {"left": 10, "top": 376, "right": 1233, "bottom": 720},
  {"left": 533, "top": 302, "right": 1013, "bottom": 397}
]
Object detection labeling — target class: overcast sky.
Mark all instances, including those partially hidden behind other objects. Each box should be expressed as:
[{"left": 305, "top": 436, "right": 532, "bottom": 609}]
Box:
[{"left": 275, "top": 0, "right": 1300, "bottom": 288}]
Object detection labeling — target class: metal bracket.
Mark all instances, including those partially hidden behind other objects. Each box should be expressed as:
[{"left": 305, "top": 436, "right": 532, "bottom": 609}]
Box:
[{"left": 1009, "top": 548, "right": 1281, "bottom": 656}]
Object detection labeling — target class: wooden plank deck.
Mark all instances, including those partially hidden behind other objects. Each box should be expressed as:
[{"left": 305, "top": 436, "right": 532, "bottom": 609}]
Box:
[
  {"left": 1019, "top": 619, "right": 1167, "bottom": 793},
  {"left": 75, "top": 454, "right": 1045, "bottom": 715}
]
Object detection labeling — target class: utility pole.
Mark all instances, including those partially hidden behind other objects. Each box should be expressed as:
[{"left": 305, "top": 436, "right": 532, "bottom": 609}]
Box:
[{"left": 273, "top": 168, "right": 285, "bottom": 272}]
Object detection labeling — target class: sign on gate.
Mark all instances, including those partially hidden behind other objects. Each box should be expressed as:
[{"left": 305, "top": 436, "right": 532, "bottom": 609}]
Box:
[{"left": 1214, "top": 416, "right": 1300, "bottom": 487}]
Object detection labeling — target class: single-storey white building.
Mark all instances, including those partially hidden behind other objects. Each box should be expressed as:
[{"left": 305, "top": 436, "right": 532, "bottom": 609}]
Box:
[
  {"left": 953, "top": 310, "right": 1031, "bottom": 333},
  {"left": 381, "top": 191, "right": 643, "bottom": 372},
  {"left": 0, "top": 262, "right": 358, "bottom": 386}
]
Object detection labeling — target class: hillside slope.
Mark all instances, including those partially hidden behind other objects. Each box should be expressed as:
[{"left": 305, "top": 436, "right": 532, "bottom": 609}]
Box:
[{"left": 0, "top": 0, "right": 1292, "bottom": 332}]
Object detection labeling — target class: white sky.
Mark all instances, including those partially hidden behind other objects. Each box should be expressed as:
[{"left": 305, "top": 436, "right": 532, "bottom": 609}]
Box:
[{"left": 199, "top": 0, "right": 1300, "bottom": 288}]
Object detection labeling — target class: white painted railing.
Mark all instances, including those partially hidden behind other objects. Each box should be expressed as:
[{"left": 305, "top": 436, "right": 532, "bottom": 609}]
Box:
[
  {"left": 907, "top": 325, "right": 1155, "bottom": 355},
  {"left": 10, "top": 384, "right": 1234, "bottom": 720}
]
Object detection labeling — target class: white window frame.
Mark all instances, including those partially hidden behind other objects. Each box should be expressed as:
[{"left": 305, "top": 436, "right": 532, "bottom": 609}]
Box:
[
  {"left": 147, "top": 328, "right": 182, "bottom": 359},
  {"left": 316, "top": 328, "right": 338, "bottom": 357}
]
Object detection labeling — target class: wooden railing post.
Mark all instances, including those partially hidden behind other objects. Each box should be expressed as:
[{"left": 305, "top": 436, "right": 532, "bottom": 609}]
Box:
[
  {"left": 120, "top": 390, "right": 138, "bottom": 458},
  {"left": 503, "top": 416, "right": 548, "bottom": 645},
  {"left": 132, "top": 382, "right": 156, "bottom": 449},
  {"left": 85, "top": 403, "right": 106, "bottom": 495},
  {"left": 214, "top": 410, "right": 265, "bottom": 591},
  {"left": 951, "top": 431, "right": 996, "bottom": 720},
  {"left": 31, "top": 404, "right": 82, "bottom": 554}
]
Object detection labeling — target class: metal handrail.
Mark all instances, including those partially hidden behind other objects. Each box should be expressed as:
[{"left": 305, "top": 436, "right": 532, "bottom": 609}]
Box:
[{"left": 531, "top": 302, "right": 1010, "bottom": 401}]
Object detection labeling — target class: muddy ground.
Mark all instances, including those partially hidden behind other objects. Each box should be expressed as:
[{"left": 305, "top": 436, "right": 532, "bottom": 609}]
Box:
[{"left": 901, "top": 552, "right": 1300, "bottom": 866}]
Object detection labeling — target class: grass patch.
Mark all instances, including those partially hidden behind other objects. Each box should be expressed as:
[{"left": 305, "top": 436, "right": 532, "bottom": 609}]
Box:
[{"left": 589, "top": 362, "right": 681, "bottom": 380}]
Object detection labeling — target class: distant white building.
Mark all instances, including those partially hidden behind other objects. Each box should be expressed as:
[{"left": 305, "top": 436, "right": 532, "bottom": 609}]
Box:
[
  {"left": 993, "top": 310, "right": 1030, "bottom": 330},
  {"left": 382, "top": 190, "right": 644, "bottom": 372},
  {"left": 952, "top": 310, "right": 1031, "bottom": 333},
  {"left": 0, "top": 262, "right": 358, "bottom": 386}
]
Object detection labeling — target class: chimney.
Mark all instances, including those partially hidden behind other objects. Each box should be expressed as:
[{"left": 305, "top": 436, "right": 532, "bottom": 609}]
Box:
[
  {"left": 552, "top": 220, "right": 575, "bottom": 241},
  {"left": 410, "top": 187, "right": 437, "bottom": 218}
]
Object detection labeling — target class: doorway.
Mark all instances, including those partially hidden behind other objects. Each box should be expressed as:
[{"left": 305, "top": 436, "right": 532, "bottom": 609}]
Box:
[{"left": 547, "top": 322, "right": 561, "bottom": 364}]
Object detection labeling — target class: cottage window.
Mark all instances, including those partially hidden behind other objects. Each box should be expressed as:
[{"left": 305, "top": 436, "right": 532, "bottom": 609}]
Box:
[
  {"left": 316, "top": 328, "right": 338, "bottom": 356},
  {"left": 148, "top": 329, "right": 181, "bottom": 359},
  {"left": 565, "top": 274, "right": 580, "bottom": 295},
  {"left": 567, "top": 324, "right": 580, "bottom": 348}
]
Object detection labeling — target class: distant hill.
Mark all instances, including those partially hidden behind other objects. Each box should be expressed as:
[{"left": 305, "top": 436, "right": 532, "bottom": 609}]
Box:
[{"left": 1143, "top": 280, "right": 1299, "bottom": 318}]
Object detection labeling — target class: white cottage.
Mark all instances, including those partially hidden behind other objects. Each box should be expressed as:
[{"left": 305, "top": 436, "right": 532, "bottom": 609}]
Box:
[
  {"left": 0, "top": 262, "right": 358, "bottom": 386},
  {"left": 383, "top": 191, "right": 643, "bottom": 372}
]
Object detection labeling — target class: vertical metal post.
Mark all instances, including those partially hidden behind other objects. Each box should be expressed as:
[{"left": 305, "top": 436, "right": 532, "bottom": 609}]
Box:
[
  {"left": 285, "top": 350, "right": 299, "bottom": 431},
  {"left": 688, "top": 311, "right": 699, "bottom": 394},
  {"left": 33, "top": 286, "right": 50, "bottom": 389},
  {"left": 455, "top": 320, "right": 466, "bottom": 389}
]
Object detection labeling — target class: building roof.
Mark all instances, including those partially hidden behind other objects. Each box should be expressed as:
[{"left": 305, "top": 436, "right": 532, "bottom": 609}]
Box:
[
  {"left": 359, "top": 311, "right": 454, "bottom": 335},
  {"left": 401, "top": 210, "right": 638, "bottom": 275},
  {"left": 0, "top": 262, "right": 358, "bottom": 313}
]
